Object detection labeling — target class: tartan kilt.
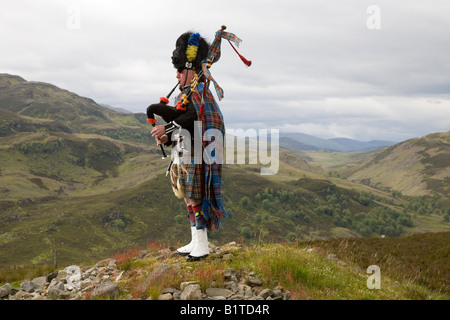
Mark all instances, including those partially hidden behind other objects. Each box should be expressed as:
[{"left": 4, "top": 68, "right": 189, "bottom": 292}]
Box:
[
  {"left": 179, "top": 161, "right": 204, "bottom": 200},
  {"left": 170, "top": 83, "right": 227, "bottom": 230}
]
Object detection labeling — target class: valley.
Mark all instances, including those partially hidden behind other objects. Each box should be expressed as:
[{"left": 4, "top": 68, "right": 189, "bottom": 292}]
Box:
[{"left": 0, "top": 73, "right": 448, "bottom": 269}]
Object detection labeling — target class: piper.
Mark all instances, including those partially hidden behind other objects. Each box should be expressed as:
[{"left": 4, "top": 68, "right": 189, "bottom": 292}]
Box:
[{"left": 147, "top": 26, "right": 251, "bottom": 261}]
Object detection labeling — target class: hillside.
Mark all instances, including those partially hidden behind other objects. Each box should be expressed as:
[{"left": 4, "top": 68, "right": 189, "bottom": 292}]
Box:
[
  {"left": 280, "top": 132, "right": 396, "bottom": 152},
  {"left": 339, "top": 131, "right": 450, "bottom": 198},
  {"left": 0, "top": 73, "right": 448, "bottom": 271},
  {"left": 0, "top": 73, "right": 166, "bottom": 201},
  {"left": 1, "top": 233, "right": 448, "bottom": 301},
  {"left": 0, "top": 73, "right": 151, "bottom": 141}
]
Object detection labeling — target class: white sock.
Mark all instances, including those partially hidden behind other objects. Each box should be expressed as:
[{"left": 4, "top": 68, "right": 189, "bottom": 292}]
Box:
[
  {"left": 189, "top": 228, "right": 209, "bottom": 257},
  {"left": 176, "top": 226, "right": 197, "bottom": 254}
]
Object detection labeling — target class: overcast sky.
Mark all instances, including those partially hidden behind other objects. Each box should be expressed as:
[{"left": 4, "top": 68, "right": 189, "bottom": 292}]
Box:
[{"left": 1, "top": 0, "right": 449, "bottom": 142}]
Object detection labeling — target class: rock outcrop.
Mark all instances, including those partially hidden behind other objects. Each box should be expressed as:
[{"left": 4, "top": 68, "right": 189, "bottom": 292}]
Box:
[{"left": 1, "top": 242, "right": 291, "bottom": 300}]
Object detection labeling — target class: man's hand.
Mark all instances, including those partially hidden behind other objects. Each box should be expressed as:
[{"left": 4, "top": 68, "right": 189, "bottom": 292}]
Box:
[
  {"left": 151, "top": 125, "right": 168, "bottom": 145},
  {"left": 155, "top": 134, "right": 169, "bottom": 145},
  {"left": 151, "top": 125, "right": 166, "bottom": 138}
]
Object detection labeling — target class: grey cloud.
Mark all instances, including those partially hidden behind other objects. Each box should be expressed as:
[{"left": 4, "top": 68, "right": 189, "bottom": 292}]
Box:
[{"left": 1, "top": 0, "right": 449, "bottom": 141}]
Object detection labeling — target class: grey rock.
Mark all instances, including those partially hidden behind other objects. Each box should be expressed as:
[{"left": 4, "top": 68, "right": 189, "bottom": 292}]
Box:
[
  {"left": 173, "top": 291, "right": 181, "bottom": 300},
  {"left": 15, "top": 291, "right": 33, "bottom": 300},
  {"left": 353, "top": 267, "right": 362, "bottom": 273},
  {"left": 57, "top": 290, "right": 72, "bottom": 300},
  {"left": 180, "top": 281, "right": 199, "bottom": 291},
  {"left": 238, "top": 283, "right": 251, "bottom": 292},
  {"left": 224, "top": 268, "right": 238, "bottom": 280},
  {"left": 31, "top": 294, "right": 45, "bottom": 300},
  {"left": 47, "top": 281, "right": 65, "bottom": 299},
  {"left": 55, "top": 270, "right": 68, "bottom": 282},
  {"left": 80, "top": 279, "right": 93, "bottom": 290},
  {"left": 249, "top": 276, "right": 263, "bottom": 286},
  {"left": 92, "top": 280, "right": 120, "bottom": 299},
  {"left": 31, "top": 276, "right": 47, "bottom": 290},
  {"left": 19, "top": 276, "right": 48, "bottom": 295},
  {"left": 180, "top": 284, "right": 201, "bottom": 300},
  {"left": 48, "top": 279, "right": 64, "bottom": 291},
  {"left": 107, "top": 260, "right": 116, "bottom": 269},
  {"left": 20, "top": 281, "right": 34, "bottom": 293},
  {"left": 337, "top": 260, "right": 347, "bottom": 267},
  {"left": 47, "top": 288, "right": 63, "bottom": 299},
  {"left": 272, "top": 289, "right": 283, "bottom": 300},
  {"left": 0, "top": 283, "right": 12, "bottom": 298},
  {"left": 248, "top": 295, "right": 264, "bottom": 300},
  {"left": 327, "top": 254, "right": 338, "bottom": 261},
  {"left": 206, "top": 287, "right": 233, "bottom": 298},
  {"left": 157, "top": 293, "right": 173, "bottom": 300},
  {"left": 258, "top": 288, "right": 273, "bottom": 299},
  {"left": 228, "top": 283, "right": 239, "bottom": 293}
]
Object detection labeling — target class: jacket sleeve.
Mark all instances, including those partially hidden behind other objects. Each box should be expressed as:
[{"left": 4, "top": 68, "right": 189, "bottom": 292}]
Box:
[{"left": 164, "top": 100, "right": 197, "bottom": 135}]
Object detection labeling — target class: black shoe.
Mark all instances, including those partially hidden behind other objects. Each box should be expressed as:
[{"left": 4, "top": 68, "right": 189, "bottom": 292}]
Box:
[
  {"left": 174, "top": 250, "right": 190, "bottom": 256},
  {"left": 186, "top": 254, "right": 208, "bottom": 262}
]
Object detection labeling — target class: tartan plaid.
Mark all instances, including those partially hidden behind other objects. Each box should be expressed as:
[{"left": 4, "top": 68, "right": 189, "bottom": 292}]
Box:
[
  {"left": 202, "top": 29, "right": 243, "bottom": 101},
  {"left": 179, "top": 162, "right": 204, "bottom": 200},
  {"left": 174, "top": 83, "right": 227, "bottom": 230},
  {"left": 208, "top": 29, "right": 242, "bottom": 64}
]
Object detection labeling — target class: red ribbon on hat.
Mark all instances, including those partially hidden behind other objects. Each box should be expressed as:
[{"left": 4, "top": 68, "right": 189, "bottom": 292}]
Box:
[{"left": 227, "top": 40, "right": 252, "bottom": 67}]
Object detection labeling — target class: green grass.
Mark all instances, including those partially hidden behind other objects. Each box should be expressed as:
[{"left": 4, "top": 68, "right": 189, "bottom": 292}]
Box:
[
  {"left": 0, "top": 264, "right": 55, "bottom": 289},
  {"left": 241, "top": 245, "right": 399, "bottom": 299},
  {"left": 309, "top": 232, "right": 450, "bottom": 296}
]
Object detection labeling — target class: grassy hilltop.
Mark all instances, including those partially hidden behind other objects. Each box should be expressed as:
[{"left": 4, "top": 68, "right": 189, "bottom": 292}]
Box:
[{"left": 1, "top": 233, "right": 448, "bottom": 300}]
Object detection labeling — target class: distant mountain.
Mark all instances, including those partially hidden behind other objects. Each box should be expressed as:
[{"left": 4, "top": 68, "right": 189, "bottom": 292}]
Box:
[
  {"left": 280, "top": 132, "right": 346, "bottom": 151},
  {"left": 280, "top": 132, "right": 397, "bottom": 152},
  {"left": 100, "top": 104, "right": 133, "bottom": 114},
  {"left": 340, "top": 131, "right": 450, "bottom": 197},
  {"left": 279, "top": 137, "right": 319, "bottom": 151},
  {"left": 328, "top": 138, "right": 397, "bottom": 152}
]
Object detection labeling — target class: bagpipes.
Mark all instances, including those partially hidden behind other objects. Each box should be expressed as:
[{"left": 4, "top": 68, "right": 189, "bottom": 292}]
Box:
[
  {"left": 146, "top": 82, "right": 182, "bottom": 158},
  {"left": 146, "top": 25, "right": 251, "bottom": 159},
  {"left": 146, "top": 70, "right": 205, "bottom": 158}
]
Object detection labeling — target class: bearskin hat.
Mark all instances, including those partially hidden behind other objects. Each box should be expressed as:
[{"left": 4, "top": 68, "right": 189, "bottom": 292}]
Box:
[{"left": 171, "top": 32, "right": 210, "bottom": 71}]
